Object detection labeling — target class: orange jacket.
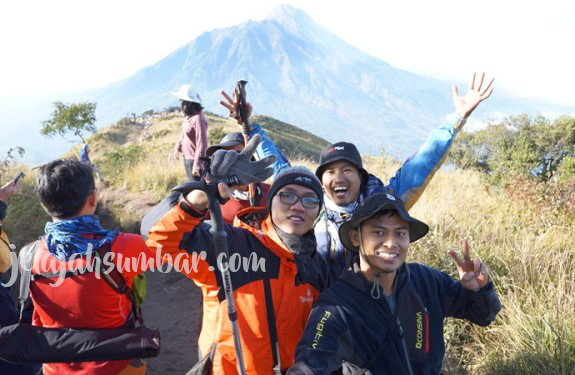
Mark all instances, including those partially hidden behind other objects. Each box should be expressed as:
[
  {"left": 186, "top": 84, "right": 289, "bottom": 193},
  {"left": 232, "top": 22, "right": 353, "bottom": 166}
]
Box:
[{"left": 146, "top": 201, "right": 331, "bottom": 374}]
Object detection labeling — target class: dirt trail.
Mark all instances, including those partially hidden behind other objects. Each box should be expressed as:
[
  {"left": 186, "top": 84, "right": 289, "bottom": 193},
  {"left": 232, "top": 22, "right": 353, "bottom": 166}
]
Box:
[
  {"left": 142, "top": 268, "right": 202, "bottom": 373},
  {"left": 98, "top": 186, "right": 202, "bottom": 374}
]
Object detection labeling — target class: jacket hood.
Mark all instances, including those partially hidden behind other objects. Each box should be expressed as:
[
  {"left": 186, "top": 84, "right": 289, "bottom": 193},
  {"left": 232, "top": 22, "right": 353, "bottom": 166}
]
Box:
[{"left": 341, "top": 261, "right": 411, "bottom": 298}]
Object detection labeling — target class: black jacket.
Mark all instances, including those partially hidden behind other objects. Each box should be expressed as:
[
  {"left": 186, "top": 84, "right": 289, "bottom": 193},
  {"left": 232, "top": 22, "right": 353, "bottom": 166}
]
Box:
[
  {"left": 0, "top": 200, "right": 6, "bottom": 222},
  {"left": 288, "top": 262, "right": 501, "bottom": 375}
]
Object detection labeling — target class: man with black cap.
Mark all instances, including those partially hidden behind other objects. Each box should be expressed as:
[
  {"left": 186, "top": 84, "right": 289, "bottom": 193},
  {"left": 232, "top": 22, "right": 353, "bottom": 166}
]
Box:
[
  {"left": 248, "top": 72, "right": 495, "bottom": 280},
  {"left": 287, "top": 192, "right": 501, "bottom": 374},
  {"left": 205, "top": 132, "right": 271, "bottom": 223},
  {"left": 146, "top": 137, "right": 333, "bottom": 373},
  {"left": 140, "top": 132, "right": 272, "bottom": 233}
]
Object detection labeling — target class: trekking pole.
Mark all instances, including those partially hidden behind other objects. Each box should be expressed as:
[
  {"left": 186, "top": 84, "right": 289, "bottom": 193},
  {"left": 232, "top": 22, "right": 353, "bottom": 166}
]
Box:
[
  {"left": 236, "top": 80, "right": 257, "bottom": 207},
  {"left": 173, "top": 179, "right": 247, "bottom": 375}
]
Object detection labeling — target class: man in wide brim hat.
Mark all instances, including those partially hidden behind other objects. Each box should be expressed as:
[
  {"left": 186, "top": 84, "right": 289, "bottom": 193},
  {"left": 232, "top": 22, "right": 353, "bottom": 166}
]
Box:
[{"left": 288, "top": 192, "right": 501, "bottom": 375}]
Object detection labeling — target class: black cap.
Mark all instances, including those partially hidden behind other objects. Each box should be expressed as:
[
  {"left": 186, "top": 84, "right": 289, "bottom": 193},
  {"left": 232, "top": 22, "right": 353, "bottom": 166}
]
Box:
[
  {"left": 315, "top": 142, "right": 369, "bottom": 184},
  {"left": 206, "top": 132, "right": 245, "bottom": 157},
  {"left": 339, "top": 192, "right": 429, "bottom": 252}
]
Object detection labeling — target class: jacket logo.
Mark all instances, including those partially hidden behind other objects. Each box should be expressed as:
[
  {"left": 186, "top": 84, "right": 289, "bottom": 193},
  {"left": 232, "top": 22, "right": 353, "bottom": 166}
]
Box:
[
  {"left": 415, "top": 311, "right": 423, "bottom": 349},
  {"left": 312, "top": 310, "right": 331, "bottom": 349},
  {"left": 386, "top": 193, "right": 396, "bottom": 201},
  {"left": 295, "top": 176, "right": 312, "bottom": 184},
  {"left": 299, "top": 288, "right": 313, "bottom": 303}
]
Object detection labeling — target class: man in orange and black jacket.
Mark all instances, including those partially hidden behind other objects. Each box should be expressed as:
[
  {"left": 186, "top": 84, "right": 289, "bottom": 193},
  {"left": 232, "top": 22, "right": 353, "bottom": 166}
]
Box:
[{"left": 146, "top": 161, "right": 332, "bottom": 374}]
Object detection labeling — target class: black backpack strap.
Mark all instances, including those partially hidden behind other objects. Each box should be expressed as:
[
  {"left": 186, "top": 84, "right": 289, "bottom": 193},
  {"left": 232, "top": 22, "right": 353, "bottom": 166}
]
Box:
[
  {"left": 263, "top": 278, "right": 282, "bottom": 375},
  {"left": 18, "top": 240, "right": 40, "bottom": 321},
  {"left": 95, "top": 243, "right": 143, "bottom": 325},
  {"left": 31, "top": 267, "right": 93, "bottom": 281}
]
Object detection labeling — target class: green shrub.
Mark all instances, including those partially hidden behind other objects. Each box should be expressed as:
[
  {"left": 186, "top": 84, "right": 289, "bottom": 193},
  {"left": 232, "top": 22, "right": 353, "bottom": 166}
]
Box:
[
  {"left": 102, "top": 144, "right": 145, "bottom": 184},
  {"left": 208, "top": 126, "right": 226, "bottom": 145}
]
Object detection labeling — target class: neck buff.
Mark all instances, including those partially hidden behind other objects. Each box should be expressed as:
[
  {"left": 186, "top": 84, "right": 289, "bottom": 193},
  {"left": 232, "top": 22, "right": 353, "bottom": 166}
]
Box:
[
  {"left": 323, "top": 193, "right": 363, "bottom": 224},
  {"left": 273, "top": 224, "right": 317, "bottom": 280},
  {"left": 44, "top": 215, "right": 119, "bottom": 261}
]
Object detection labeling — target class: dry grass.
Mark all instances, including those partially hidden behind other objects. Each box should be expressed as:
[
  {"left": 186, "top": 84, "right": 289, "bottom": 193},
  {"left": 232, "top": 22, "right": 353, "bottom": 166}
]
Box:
[
  {"left": 364, "top": 158, "right": 575, "bottom": 374},
  {"left": 91, "top": 129, "right": 575, "bottom": 373},
  {"left": 3, "top": 113, "right": 574, "bottom": 374}
]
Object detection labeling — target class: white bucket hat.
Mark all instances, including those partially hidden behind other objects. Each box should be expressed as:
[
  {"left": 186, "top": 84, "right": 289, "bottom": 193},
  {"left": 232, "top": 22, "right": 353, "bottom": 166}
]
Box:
[{"left": 172, "top": 84, "right": 202, "bottom": 104}]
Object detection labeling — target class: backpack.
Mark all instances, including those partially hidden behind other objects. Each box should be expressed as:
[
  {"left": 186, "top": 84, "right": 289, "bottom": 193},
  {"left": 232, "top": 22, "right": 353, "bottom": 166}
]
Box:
[
  {"left": 79, "top": 144, "right": 90, "bottom": 163},
  {"left": 0, "top": 240, "right": 160, "bottom": 364}
]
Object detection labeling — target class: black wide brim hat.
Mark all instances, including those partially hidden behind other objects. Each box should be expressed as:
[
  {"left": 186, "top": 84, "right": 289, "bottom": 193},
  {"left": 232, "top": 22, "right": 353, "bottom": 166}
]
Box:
[
  {"left": 206, "top": 132, "right": 245, "bottom": 157},
  {"left": 315, "top": 142, "right": 369, "bottom": 185},
  {"left": 339, "top": 192, "right": 429, "bottom": 252}
]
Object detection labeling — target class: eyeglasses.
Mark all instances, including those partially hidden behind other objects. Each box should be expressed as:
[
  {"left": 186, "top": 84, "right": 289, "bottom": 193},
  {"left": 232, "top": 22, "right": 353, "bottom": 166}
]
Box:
[{"left": 277, "top": 192, "right": 320, "bottom": 209}]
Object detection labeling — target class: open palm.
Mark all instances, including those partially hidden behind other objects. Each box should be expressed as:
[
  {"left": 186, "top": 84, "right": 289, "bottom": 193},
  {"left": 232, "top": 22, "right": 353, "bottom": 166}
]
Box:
[{"left": 453, "top": 72, "right": 495, "bottom": 118}]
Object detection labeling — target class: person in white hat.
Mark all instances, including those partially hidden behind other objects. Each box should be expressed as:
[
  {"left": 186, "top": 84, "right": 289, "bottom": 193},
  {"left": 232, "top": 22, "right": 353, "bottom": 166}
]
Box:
[{"left": 172, "top": 84, "right": 208, "bottom": 181}]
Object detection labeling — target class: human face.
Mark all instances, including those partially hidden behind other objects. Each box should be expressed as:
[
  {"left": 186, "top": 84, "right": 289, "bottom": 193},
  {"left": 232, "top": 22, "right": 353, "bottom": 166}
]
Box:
[
  {"left": 321, "top": 160, "right": 362, "bottom": 206},
  {"left": 223, "top": 144, "right": 245, "bottom": 152},
  {"left": 271, "top": 184, "right": 320, "bottom": 236},
  {"left": 350, "top": 212, "right": 410, "bottom": 276}
]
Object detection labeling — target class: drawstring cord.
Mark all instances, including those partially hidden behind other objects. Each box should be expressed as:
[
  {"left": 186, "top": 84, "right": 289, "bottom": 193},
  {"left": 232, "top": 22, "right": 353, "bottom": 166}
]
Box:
[
  {"left": 358, "top": 224, "right": 382, "bottom": 300},
  {"left": 371, "top": 273, "right": 382, "bottom": 299}
]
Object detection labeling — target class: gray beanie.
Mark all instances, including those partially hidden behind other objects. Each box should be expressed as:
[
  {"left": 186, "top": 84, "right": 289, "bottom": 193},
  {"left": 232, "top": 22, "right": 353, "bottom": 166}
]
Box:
[{"left": 266, "top": 166, "right": 324, "bottom": 212}]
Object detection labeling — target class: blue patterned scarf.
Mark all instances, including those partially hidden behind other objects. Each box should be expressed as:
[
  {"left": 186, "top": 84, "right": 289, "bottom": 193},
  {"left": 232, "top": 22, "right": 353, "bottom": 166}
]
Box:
[{"left": 44, "top": 215, "right": 119, "bottom": 261}]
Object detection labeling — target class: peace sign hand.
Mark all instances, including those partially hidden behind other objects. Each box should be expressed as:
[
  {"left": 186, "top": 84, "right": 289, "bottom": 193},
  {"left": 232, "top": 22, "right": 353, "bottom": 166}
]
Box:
[
  {"left": 220, "top": 89, "right": 252, "bottom": 126},
  {"left": 449, "top": 239, "right": 489, "bottom": 292}
]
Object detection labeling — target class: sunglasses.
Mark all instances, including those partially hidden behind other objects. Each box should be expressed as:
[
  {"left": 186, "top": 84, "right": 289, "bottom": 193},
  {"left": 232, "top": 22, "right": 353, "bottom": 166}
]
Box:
[{"left": 278, "top": 192, "right": 320, "bottom": 209}]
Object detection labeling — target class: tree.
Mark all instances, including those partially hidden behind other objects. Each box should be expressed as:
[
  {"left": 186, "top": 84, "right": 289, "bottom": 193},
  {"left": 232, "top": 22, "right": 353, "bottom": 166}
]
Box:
[
  {"left": 41, "top": 102, "right": 97, "bottom": 143},
  {"left": 0, "top": 146, "right": 25, "bottom": 180},
  {"left": 448, "top": 114, "right": 575, "bottom": 183}
]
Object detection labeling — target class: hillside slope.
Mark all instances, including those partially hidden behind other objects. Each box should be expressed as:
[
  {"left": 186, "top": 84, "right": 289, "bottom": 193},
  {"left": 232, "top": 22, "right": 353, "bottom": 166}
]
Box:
[
  {"left": 2, "top": 110, "right": 329, "bottom": 245},
  {"left": 1, "top": 109, "right": 573, "bottom": 374}
]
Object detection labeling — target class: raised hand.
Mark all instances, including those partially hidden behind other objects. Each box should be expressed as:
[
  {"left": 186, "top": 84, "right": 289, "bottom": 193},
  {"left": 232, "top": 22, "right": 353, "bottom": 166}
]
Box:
[
  {"left": 184, "top": 182, "right": 233, "bottom": 212},
  {"left": 448, "top": 239, "right": 489, "bottom": 292},
  {"left": 0, "top": 178, "right": 21, "bottom": 202},
  {"left": 453, "top": 72, "right": 494, "bottom": 118},
  {"left": 210, "top": 134, "right": 275, "bottom": 186},
  {"left": 220, "top": 89, "right": 252, "bottom": 126}
]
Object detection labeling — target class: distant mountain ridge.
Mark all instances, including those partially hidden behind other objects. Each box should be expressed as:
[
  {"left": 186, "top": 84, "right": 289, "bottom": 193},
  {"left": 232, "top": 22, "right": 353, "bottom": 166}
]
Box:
[
  {"left": 84, "top": 4, "right": 460, "bottom": 157},
  {"left": 3, "top": 4, "right": 568, "bottom": 164}
]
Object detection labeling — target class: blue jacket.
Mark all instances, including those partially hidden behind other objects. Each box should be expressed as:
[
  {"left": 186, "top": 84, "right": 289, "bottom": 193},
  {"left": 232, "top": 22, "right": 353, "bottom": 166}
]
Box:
[
  {"left": 250, "top": 114, "right": 466, "bottom": 280},
  {"left": 287, "top": 263, "right": 501, "bottom": 375}
]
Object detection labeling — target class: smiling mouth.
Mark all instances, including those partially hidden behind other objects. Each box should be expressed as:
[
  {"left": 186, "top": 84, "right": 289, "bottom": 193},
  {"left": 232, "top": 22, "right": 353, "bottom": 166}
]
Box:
[
  {"left": 375, "top": 251, "right": 398, "bottom": 260},
  {"left": 332, "top": 186, "right": 348, "bottom": 195},
  {"left": 287, "top": 216, "right": 305, "bottom": 223}
]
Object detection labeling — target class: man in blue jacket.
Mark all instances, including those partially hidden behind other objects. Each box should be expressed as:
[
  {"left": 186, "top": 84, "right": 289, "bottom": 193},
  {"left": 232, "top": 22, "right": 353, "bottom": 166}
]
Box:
[
  {"left": 222, "top": 72, "right": 495, "bottom": 280},
  {"left": 287, "top": 192, "right": 501, "bottom": 374}
]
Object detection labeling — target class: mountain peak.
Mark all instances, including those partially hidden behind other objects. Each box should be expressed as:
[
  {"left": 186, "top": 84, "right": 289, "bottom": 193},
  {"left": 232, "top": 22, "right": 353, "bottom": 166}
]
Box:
[
  {"left": 265, "top": 4, "right": 314, "bottom": 27},
  {"left": 265, "top": 4, "right": 306, "bottom": 19}
]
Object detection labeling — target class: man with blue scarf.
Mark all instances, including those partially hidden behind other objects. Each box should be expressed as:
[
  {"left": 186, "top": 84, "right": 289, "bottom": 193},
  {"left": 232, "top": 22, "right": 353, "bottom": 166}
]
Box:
[{"left": 27, "top": 158, "right": 154, "bottom": 375}]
